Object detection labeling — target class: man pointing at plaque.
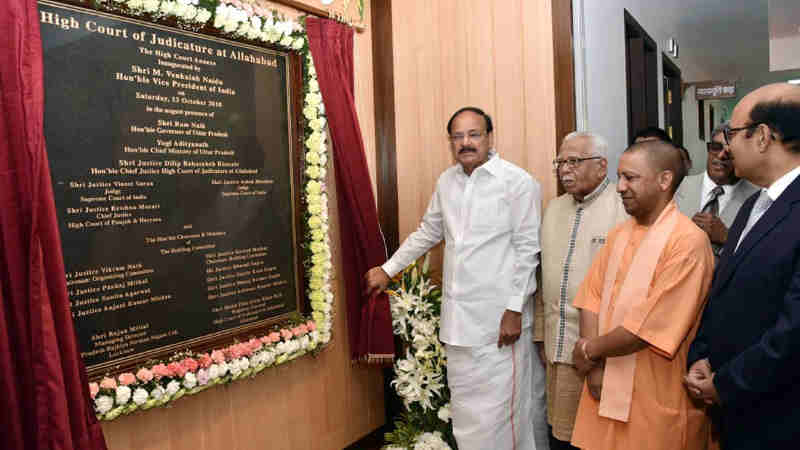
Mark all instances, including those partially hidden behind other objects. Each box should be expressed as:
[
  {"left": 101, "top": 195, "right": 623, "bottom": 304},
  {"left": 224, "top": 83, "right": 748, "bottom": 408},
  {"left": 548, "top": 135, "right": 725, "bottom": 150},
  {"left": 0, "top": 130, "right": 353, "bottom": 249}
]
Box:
[{"left": 364, "top": 107, "right": 545, "bottom": 449}]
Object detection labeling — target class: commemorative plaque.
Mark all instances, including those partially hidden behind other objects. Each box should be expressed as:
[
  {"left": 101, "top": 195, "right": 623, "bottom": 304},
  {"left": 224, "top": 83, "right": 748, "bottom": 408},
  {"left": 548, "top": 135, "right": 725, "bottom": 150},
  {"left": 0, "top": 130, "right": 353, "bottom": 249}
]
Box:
[{"left": 39, "top": 1, "right": 305, "bottom": 376}]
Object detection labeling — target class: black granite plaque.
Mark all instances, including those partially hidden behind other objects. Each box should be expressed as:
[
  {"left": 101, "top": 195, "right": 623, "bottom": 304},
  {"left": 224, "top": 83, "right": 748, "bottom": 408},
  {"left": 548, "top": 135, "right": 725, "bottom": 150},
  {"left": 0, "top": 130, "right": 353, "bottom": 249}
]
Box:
[{"left": 39, "top": 1, "right": 302, "bottom": 373}]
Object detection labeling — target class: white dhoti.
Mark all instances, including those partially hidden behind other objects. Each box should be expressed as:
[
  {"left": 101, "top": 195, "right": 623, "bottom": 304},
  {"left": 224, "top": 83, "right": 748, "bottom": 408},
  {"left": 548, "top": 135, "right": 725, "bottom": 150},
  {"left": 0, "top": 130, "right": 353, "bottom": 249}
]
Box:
[{"left": 447, "top": 328, "right": 548, "bottom": 450}]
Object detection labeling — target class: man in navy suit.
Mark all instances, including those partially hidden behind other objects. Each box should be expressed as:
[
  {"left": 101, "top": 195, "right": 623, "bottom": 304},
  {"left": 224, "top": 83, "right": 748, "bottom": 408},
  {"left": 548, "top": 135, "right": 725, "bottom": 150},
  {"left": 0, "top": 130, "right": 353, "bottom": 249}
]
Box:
[{"left": 686, "top": 83, "right": 800, "bottom": 449}]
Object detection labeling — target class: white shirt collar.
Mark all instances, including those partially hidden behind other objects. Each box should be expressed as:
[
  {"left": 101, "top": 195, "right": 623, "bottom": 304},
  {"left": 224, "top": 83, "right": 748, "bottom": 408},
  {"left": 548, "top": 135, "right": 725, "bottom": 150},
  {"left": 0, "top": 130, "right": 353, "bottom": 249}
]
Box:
[
  {"left": 765, "top": 165, "right": 800, "bottom": 201},
  {"left": 702, "top": 171, "right": 742, "bottom": 196},
  {"left": 701, "top": 171, "right": 745, "bottom": 212}
]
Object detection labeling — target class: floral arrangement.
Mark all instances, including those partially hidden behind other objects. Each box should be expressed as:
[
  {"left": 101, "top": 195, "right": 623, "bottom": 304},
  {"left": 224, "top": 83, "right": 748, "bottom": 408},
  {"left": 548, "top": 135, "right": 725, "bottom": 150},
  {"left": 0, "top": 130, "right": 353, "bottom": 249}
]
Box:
[
  {"left": 384, "top": 257, "right": 456, "bottom": 449},
  {"left": 90, "top": 317, "right": 320, "bottom": 420},
  {"left": 82, "top": 0, "right": 335, "bottom": 420}
]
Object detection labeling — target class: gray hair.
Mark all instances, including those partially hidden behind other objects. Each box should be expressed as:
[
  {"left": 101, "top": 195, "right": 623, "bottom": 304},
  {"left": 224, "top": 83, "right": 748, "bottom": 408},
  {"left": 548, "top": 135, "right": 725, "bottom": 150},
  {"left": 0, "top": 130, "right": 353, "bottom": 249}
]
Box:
[
  {"left": 561, "top": 131, "right": 608, "bottom": 159},
  {"left": 711, "top": 121, "right": 729, "bottom": 140}
]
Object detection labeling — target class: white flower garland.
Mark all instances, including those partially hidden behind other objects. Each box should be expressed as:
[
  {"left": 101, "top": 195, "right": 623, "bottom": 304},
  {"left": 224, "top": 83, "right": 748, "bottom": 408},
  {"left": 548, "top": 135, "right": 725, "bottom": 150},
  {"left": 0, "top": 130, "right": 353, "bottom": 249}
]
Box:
[{"left": 85, "top": 0, "right": 334, "bottom": 420}]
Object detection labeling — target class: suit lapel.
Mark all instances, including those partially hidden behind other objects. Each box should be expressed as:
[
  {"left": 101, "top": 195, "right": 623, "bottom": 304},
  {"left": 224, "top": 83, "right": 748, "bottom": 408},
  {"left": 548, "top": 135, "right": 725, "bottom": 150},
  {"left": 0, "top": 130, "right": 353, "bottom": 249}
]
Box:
[
  {"left": 676, "top": 174, "right": 703, "bottom": 216},
  {"left": 713, "top": 176, "right": 800, "bottom": 293},
  {"left": 712, "top": 194, "right": 754, "bottom": 294}
]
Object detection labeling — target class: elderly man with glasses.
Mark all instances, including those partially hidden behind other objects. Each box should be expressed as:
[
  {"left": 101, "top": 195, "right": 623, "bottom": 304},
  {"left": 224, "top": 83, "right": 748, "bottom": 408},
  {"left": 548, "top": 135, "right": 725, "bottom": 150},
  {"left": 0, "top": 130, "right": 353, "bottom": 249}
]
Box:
[
  {"left": 364, "top": 106, "right": 546, "bottom": 449},
  {"left": 535, "top": 132, "right": 627, "bottom": 449},
  {"left": 675, "top": 123, "right": 758, "bottom": 257}
]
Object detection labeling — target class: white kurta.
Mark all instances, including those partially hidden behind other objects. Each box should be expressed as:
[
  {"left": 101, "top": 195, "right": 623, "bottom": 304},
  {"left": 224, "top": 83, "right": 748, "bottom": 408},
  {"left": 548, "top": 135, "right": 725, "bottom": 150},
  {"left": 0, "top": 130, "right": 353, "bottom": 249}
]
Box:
[
  {"left": 381, "top": 152, "right": 546, "bottom": 449},
  {"left": 381, "top": 152, "right": 541, "bottom": 346}
]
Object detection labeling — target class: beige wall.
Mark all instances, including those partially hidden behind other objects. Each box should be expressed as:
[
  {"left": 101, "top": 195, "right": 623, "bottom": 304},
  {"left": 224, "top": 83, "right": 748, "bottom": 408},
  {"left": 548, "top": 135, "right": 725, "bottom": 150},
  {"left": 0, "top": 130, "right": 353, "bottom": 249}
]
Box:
[
  {"left": 100, "top": 1, "right": 384, "bottom": 449},
  {"left": 391, "top": 0, "right": 559, "bottom": 271}
]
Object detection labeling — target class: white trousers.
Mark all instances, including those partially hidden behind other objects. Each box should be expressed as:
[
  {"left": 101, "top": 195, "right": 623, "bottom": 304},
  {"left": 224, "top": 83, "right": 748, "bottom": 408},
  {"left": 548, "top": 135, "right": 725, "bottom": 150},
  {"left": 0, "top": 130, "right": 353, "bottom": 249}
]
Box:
[{"left": 446, "top": 328, "right": 549, "bottom": 450}]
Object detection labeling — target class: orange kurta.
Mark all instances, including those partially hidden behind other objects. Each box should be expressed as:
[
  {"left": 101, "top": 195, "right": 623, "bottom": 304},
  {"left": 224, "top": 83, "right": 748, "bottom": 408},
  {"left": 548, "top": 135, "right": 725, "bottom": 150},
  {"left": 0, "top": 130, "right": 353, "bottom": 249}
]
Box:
[{"left": 570, "top": 204, "right": 714, "bottom": 450}]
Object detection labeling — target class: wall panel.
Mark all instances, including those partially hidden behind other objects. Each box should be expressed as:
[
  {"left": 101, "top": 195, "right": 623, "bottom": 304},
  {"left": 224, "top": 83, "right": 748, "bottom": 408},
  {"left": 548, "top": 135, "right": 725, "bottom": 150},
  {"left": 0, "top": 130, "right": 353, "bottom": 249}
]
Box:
[{"left": 391, "top": 0, "right": 560, "bottom": 247}]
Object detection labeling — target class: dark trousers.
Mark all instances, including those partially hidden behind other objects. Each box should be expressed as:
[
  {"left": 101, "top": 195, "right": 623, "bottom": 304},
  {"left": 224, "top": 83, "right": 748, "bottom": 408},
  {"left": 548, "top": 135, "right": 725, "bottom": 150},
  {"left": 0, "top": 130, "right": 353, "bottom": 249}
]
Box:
[{"left": 549, "top": 433, "right": 579, "bottom": 450}]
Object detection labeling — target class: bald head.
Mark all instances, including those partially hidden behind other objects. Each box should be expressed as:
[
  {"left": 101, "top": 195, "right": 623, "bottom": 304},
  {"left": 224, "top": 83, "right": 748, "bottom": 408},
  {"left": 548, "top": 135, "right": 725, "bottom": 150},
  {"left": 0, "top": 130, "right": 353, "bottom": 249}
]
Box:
[
  {"left": 740, "top": 82, "right": 800, "bottom": 106},
  {"left": 624, "top": 140, "right": 687, "bottom": 194}
]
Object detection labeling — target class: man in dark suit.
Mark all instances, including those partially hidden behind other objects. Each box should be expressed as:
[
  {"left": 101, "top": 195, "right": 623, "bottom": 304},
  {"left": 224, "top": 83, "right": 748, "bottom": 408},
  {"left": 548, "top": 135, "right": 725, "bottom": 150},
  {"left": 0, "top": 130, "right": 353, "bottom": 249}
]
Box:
[
  {"left": 675, "top": 122, "right": 759, "bottom": 257},
  {"left": 686, "top": 83, "right": 800, "bottom": 449}
]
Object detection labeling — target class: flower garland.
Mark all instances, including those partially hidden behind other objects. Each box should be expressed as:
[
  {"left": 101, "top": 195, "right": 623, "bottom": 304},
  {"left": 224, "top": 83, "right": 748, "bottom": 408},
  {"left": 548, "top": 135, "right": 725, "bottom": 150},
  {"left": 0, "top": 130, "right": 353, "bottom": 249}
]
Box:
[
  {"left": 83, "top": 0, "right": 334, "bottom": 420},
  {"left": 384, "top": 257, "right": 456, "bottom": 450}
]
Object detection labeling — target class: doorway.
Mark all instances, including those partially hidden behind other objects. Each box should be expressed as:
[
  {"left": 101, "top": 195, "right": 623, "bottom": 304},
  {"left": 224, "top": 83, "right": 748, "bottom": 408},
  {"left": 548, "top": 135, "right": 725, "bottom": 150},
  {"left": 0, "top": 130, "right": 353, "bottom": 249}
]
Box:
[{"left": 624, "top": 9, "right": 659, "bottom": 144}]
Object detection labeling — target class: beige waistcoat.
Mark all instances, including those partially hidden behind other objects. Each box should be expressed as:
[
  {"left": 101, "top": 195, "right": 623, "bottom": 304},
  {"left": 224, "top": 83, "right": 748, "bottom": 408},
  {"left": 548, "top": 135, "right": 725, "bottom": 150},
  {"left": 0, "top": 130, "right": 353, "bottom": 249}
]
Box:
[{"left": 537, "top": 180, "right": 627, "bottom": 363}]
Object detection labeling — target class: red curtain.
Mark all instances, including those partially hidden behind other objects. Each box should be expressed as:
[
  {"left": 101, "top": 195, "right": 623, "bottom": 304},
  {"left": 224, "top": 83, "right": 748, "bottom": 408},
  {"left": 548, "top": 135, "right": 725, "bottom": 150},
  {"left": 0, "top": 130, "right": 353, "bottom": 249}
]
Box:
[
  {"left": 306, "top": 18, "right": 394, "bottom": 364},
  {"left": 0, "top": 1, "right": 107, "bottom": 449}
]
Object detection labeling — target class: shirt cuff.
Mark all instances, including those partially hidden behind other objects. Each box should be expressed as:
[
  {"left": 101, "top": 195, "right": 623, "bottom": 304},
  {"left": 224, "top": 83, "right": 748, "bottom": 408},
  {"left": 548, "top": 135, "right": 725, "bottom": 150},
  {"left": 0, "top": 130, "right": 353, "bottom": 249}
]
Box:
[
  {"left": 381, "top": 260, "right": 404, "bottom": 279},
  {"left": 506, "top": 295, "right": 525, "bottom": 312}
]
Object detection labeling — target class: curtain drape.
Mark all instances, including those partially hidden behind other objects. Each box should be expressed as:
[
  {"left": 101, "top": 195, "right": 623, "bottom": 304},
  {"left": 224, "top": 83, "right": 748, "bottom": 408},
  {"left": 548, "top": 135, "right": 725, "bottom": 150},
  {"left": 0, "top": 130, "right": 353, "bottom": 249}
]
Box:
[
  {"left": 306, "top": 17, "right": 394, "bottom": 364},
  {"left": 0, "top": 1, "right": 107, "bottom": 448}
]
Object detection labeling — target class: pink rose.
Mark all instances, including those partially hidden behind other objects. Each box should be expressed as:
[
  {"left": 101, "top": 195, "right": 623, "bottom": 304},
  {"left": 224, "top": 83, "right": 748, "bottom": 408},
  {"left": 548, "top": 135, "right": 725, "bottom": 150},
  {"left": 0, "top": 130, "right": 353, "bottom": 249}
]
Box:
[
  {"left": 99, "top": 377, "right": 117, "bottom": 390},
  {"left": 292, "top": 327, "right": 303, "bottom": 337},
  {"left": 237, "top": 342, "right": 252, "bottom": 357},
  {"left": 167, "top": 362, "right": 187, "bottom": 378},
  {"left": 197, "top": 353, "right": 213, "bottom": 369},
  {"left": 181, "top": 358, "right": 199, "bottom": 373},
  {"left": 268, "top": 332, "right": 281, "bottom": 343},
  {"left": 211, "top": 350, "right": 226, "bottom": 364},
  {"left": 248, "top": 338, "right": 263, "bottom": 351},
  {"left": 280, "top": 329, "right": 293, "bottom": 341},
  {"left": 136, "top": 368, "right": 154, "bottom": 383},
  {"left": 306, "top": 321, "right": 317, "bottom": 331},
  {"left": 227, "top": 344, "right": 242, "bottom": 359},
  {"left": 151, "top": 363, "right": 172, "bottom": 378},
  {"left": 260, "top": 335, "right": 271, "bottom": 344},
  {"left": 299, "top": 324, "right": 308, "bottom": 334},
  {"left": 118, "top": 372, "right": 136, "bottom": 386},
  {"left": 89, "top": 382, "right": 99, "bottom": 399}
]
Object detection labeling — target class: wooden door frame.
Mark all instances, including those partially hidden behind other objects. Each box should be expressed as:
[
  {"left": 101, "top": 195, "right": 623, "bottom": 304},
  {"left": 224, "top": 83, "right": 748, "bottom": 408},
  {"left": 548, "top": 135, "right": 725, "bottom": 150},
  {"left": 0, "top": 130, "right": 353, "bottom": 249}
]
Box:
[
  {"left": 662, "top": 53, "right": 683, "bottom": 146},
  {"left": 624, "top": 9, "right": 659, "bottom": 144}
]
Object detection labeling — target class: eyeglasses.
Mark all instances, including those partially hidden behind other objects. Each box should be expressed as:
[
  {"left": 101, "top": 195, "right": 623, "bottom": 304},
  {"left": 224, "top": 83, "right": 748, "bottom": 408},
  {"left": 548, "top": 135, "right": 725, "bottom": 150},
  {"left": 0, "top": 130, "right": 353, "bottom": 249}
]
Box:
[
  {"left": 706, "top": 141, "right": 727, "bottom": 153},
  {"left": 722, "top": 122, "right": 765, "bottom": 145},
  {"left": 552, "top": 156, "right": 603, "bottom": 170},
  {"left": 449, "top": 131, "right": 486, "bottom": 143}
]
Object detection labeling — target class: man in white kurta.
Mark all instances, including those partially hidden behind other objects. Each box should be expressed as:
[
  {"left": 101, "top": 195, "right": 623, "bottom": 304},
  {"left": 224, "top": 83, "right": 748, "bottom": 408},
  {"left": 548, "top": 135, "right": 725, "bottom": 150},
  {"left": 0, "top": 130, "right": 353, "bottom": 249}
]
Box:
[{"left": 365, "top": 107, "right": 545, "bottom": 450}]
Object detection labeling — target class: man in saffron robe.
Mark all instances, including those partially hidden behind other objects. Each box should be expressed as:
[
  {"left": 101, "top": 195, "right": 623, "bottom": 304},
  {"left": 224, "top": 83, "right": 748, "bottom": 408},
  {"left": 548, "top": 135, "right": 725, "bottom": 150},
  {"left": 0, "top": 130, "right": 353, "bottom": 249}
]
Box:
[{"left": 569, "top": 140, "right": 714, "bottom": 450}]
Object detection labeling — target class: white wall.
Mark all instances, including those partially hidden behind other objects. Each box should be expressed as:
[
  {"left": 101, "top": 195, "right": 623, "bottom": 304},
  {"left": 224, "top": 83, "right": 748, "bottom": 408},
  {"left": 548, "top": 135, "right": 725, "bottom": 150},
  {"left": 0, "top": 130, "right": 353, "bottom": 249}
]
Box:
[
  {"left": 575, "top": 0, "right": 713, "bottom": 177},
  {"left": 681, "top": 88, "right": 729, "bottom": 176},
  {"left": 681, "top": 67, "right": 800, "bottom": 174},
  {"left": 682, "top": 86, "right": 707, "bottom": 175}
]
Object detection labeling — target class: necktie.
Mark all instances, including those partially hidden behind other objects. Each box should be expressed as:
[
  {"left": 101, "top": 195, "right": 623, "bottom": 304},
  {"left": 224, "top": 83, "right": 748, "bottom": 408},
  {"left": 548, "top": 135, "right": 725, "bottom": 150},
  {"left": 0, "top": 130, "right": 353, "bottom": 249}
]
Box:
[
  {"left": 735, "top": 190, "right": 773, "bottom": 252},
  {"left": 703, "top": 186, "right": 724, "bottom": 216}
]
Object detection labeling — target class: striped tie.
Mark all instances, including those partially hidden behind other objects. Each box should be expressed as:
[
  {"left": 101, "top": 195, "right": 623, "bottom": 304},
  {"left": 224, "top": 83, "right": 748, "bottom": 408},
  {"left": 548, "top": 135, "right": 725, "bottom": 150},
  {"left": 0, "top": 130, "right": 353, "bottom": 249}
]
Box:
[{"left": 703, "top": 186, "right": 724, "bottom": 216}]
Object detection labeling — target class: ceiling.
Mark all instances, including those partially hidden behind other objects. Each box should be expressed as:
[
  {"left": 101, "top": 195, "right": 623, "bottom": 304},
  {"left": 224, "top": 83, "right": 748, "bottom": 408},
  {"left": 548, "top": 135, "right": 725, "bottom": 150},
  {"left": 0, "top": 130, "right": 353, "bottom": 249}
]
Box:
[{"left": 627, "top": 0, "right": 799, "bottom": 83}]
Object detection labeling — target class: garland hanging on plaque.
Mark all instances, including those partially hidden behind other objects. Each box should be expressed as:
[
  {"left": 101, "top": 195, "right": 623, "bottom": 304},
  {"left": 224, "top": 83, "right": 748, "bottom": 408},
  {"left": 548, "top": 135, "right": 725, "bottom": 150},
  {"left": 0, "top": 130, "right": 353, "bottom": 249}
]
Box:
[{"left": 45, "top": 0, "right": 339, "bottom": 421}]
